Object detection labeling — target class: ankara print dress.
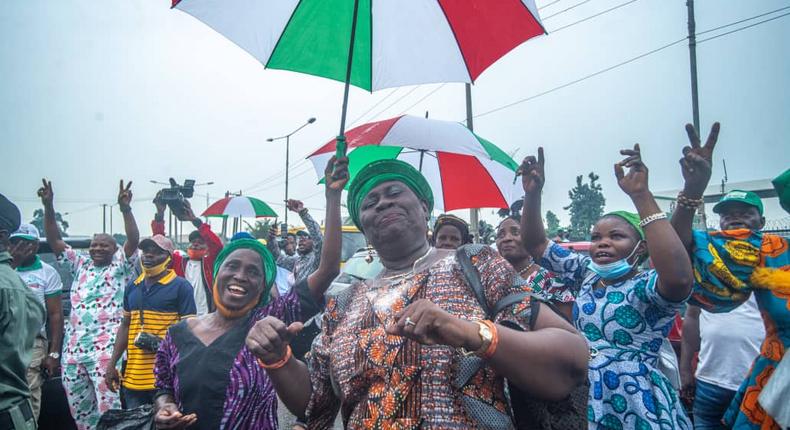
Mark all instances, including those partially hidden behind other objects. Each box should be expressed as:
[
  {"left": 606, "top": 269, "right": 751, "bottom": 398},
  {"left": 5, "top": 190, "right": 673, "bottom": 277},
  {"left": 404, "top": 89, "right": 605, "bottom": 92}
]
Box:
[{"left": 540, "top": 241, "right": 691, "bottom": 430}]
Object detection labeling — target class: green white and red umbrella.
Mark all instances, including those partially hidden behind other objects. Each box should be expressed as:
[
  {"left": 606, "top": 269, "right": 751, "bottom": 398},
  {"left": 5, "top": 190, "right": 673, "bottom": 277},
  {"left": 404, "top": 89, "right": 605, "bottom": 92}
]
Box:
[
  {"left": 307, "top": 115, "right": 520, "bottom": 212},
  {"left": 171, "top": 0, "right": 545, "bottom": 153},
  {"left": 202, "top": 196, "right": 278, "bottom": 218}
]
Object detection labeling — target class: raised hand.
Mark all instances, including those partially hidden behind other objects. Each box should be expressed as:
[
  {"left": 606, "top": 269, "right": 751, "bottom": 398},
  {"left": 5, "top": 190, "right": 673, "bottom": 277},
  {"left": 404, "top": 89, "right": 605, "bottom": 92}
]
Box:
[
  {"left": 38, "top": 179, "right": 54, "bottom": 206},
  {"left": 153, "top": 191, "right": 167, "bottom": 216},
  {"left": 680, "top": 122, "right": 720, "bottom": 196},
  {"left": 385, "top": 299, "right": 477, "bottom": 349},
  {"left": 286, "top": 199, "right": 305, "bottom": 214},
  {"left": 118, "top": 180, "right": 133, "bottom": 208},
  {"left": 154, "top": 402, "right": 197, "bottom": 429},
  {"left": 179, "top": 199, "right": 197, "bottom": 222},
  {"left": 615, "top": 144, "right": 650, "bottom": 197},
  {"left": 518, "top": 147, "right": 545, "bottom": 194},
  {"left": 325, "top": 156, "right": 350, "bottom": 194},
  {"left": 246, "top": 316, "right": 303, "bottom": 366}
]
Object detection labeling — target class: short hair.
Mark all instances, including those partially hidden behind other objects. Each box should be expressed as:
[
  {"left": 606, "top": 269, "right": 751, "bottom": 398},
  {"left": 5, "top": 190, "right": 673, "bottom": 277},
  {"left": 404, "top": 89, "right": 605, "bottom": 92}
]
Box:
[{"left": 188, "top": 230, "right": 202, "bottom": 243}]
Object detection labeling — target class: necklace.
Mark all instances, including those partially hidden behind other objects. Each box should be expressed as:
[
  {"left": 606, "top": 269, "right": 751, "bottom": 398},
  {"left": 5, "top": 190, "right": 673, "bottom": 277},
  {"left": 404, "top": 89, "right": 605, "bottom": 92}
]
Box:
[
  {"left": 517, "top": 261, "right": 535, "bottom": 277},
  {"left": 379, "top": 247, "right": 433, "bottom": 281}
]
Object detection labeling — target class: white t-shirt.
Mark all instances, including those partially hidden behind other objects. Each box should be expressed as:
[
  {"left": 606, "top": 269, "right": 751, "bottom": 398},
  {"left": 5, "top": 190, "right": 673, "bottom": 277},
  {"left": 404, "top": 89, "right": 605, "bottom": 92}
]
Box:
[
  {"left": 185, "top": 259, "right": 209, "bottom": 316},
  {"left": 16, "top": 257, "right": 63, "bottom": 335},
  {"left": 696, "top": 295, "right": 765, "bottom": 391}
]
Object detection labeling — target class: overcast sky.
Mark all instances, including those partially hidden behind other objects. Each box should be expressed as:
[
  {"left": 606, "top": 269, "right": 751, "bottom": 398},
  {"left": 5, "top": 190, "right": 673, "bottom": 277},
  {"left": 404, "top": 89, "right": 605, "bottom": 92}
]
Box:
[{"left": 2, "top": 0, "right": 789, "bottom": 237}]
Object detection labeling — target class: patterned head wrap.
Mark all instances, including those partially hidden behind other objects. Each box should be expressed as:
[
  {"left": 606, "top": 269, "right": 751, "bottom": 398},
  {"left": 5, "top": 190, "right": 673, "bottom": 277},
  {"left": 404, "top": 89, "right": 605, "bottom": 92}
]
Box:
[
  {"left": 347, "top": 159, "right": 434, "bottom": 231},
  {"left": 433, "top": 214, "right": 471, "bottom": 244},
  {"left": 213, "top": 238, "right": 276, "bottom": 306}
]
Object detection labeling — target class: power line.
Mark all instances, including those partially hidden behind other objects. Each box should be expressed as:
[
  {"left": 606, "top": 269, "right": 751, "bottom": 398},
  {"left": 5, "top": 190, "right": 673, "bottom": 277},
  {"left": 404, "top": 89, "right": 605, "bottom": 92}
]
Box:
[
  {"left": 348, "top": 87, "right": 401, "bottom": 127},
  {"left": 396, "top": 84, "right": 447, "bottom": 116},
  {"left": 472, "top": 36, "right": 687, "bottom": 120},
  {"left": 697, "top": 11, "right": 790, "bottom": 44},
  {"left": 550, "top": 0, "right": 640, "bottom": 33},
  {"left": 542, "top": 0, "right": 594, "bottom": 21},
  {"left": 471, "top": 9, "right": 789, "bottom": 120},
  {"left": 365, "top": 85, "right": 421, "bottom": 121},
  {"left": 695, "top": 5, "right": 790, "bottom": 36},
  {"left": 539, "top": 0, "right": 563, "bottom": 11}
]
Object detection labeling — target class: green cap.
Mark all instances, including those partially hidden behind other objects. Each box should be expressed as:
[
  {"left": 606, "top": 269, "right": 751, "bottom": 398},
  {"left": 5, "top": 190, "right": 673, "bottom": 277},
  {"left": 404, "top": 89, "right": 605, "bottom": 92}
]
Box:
[
  {"left": 712, "top": 190, "right": 764, "bottom": 215},
  {"left": 772, "top": 168, "right": 790, "bottom": 214}
]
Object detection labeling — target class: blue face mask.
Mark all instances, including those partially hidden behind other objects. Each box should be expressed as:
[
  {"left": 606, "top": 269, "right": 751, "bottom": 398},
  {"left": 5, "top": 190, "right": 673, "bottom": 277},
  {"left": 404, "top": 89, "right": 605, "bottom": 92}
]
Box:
[{"left": 588, "top": 241, "right": 643, "bottom": 280}]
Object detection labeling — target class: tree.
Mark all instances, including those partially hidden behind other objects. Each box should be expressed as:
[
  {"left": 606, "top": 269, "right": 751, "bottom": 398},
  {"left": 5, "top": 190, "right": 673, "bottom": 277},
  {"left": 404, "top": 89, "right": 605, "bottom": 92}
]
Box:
[
  {"left": 244, "top": 219, "right": 275, "bottom": 239},
  {"left": 478, "top": 220, "right": 496, "bottom": 244},
  {"left": 30, "top": 209, "right": 69, "bottom": 237},
  {"left": 545, "top": 210, "right": 561, "bottom": 238},
  {"left": 564, "top": 172, "right": 605, "bottom": 241}
]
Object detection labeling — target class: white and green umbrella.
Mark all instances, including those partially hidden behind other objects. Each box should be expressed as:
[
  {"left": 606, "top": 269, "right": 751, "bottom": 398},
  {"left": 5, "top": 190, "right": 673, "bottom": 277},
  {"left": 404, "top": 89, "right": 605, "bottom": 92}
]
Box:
[
  {"left": 307, "top": 115, "right": 520, "bottom": 212},
  {"left": 202, "top": 196, "right": 278, "bottom": 218},
  {"left": 172, "top": 0, "right": 545, "bottom": 153}
]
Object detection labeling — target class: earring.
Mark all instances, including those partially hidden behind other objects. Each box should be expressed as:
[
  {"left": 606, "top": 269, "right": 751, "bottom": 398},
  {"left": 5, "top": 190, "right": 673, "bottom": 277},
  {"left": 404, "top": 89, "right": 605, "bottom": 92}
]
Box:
[{"left": 365, "top": 244, "right": 375, "bottom": 264}]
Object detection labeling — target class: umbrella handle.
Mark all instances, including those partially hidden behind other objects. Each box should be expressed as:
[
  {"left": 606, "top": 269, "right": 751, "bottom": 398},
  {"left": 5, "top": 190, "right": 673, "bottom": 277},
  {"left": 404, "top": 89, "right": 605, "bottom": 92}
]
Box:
[{"left": 336, "top": 135, "right": 347, "bottom": 159}]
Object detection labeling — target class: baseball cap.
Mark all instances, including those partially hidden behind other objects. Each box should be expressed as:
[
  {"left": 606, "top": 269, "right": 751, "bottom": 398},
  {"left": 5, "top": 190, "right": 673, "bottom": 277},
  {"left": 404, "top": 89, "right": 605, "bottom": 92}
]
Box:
[
  {"left": 295, "top": 230, "right": 310, "bottom": 237},
  {"left": 10, "top": 223, "right": 40, "bottom": 241},
  {"left": 139, "top": 235, "right": 176, "bottom": 254},
  {"left": 712, "top": 190, "right": 764, "bottom": 215}
]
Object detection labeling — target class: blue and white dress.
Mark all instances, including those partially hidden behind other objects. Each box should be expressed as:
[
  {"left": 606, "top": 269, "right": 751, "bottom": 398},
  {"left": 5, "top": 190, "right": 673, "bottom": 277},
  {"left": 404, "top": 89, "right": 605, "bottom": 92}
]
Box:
[{"left": 540, "top": 241, "right": 691, "bottom": 430}]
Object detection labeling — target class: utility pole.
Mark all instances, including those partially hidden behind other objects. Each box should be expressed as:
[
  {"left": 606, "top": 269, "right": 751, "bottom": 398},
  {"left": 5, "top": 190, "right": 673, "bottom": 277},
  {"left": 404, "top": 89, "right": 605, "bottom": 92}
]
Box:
[
  {"left": 102, "top": 204, "right": 107, "bottom": 233},
  {"left": 465, "top": 83, "right": 480, "bottom": 243},
  {"left": 687, "top": 0, "right": 700, "bottom": 131},
  {"left": 268, "top": 117, "right": 316, "bottom": 229}
]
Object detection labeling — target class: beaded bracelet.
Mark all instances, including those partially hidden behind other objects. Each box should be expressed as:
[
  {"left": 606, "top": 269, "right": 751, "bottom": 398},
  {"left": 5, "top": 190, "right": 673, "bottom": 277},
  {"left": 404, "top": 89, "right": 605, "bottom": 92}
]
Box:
[
  {"left": 639, "top": 212, "right": 668, "bottom": 228},
  {"left": 257, "top": 345, "right": 292, "bottom": 370},
  {"left": 676, "top": 192, "right": 704, "bottom": 210}
]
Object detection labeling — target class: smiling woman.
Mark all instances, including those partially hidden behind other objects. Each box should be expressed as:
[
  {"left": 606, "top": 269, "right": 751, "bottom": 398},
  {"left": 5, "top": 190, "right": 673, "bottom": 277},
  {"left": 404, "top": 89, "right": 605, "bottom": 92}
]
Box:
[{"left": 249, "top": 159, "right": 590, "bottom": 428}]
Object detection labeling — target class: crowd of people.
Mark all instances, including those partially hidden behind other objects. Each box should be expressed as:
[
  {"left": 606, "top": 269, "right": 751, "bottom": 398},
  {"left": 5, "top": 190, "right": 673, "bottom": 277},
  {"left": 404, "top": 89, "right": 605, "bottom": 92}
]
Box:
[{"left": 0, "top": 122, "right": 788, "bottom": 430}]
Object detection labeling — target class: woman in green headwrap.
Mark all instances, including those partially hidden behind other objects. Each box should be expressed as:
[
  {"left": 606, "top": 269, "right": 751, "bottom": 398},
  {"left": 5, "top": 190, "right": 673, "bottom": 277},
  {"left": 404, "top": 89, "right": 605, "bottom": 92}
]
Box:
[
  {"left": 249, "top": 158, "right": 590, "bottom": 429},
  {"left": 519, "top": 144, "right": 695, "bottom": 429},
  {"left": 152, "top": 157, "right": 348, "bottom": 430}
]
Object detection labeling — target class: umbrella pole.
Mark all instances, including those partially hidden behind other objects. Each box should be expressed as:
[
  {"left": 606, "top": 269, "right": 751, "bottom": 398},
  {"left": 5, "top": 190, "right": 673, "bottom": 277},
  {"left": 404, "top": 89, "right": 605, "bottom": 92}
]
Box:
[
  {"left": 336, "top": 0, "right": 361, "bottom": 159},
  {"left": 418, "top": 150, "right": 425, "bottom": 172},
  {"left": 465, "top": 83, "right": 480, "bottom": 243}
]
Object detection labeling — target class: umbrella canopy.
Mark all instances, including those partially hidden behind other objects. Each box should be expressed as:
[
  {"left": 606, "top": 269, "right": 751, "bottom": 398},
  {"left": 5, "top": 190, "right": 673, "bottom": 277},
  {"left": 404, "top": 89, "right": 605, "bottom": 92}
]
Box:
[
  {"left": 202, "top": 196, "right": 278, "bottom": 218},
  {"left": 307, "top": 115, "right": 520, "bottom": 212},
  {"left": 172, "top": 0, "right": 545, "bottom": 92}
]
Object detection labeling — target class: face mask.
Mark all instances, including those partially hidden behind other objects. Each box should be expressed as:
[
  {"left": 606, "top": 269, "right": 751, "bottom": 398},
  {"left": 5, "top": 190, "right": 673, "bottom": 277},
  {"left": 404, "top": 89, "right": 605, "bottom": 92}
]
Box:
[
  {"left": 188, "top": 248, "right": 207, "bottom": 260},
  {"left": 143, "top": 256, "right": 171, "bottom": 279},
  {"left": 588, "top": 241, "right": 643, "bottom": 280}
]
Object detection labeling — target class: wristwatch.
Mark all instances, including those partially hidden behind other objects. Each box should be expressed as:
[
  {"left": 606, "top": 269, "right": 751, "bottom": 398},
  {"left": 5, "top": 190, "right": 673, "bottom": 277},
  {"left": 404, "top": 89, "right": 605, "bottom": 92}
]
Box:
[
  {"left": 459, "top": 320, "right": 494, "bottom": 357},
  {"left": 48, "top": 352, "right": 60, "bottom": 360}
]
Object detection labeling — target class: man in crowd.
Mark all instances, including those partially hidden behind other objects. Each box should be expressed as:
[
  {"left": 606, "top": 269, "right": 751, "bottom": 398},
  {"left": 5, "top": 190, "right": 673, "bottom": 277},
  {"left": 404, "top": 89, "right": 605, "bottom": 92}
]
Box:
[
  {"left": 9, "top": 223, "right": 64, "bottom": 421},
  {"left": 679, "top": 191, "right": 767, "bottom": 429},
  {"left": 267, "top": 199, "right": 323, "bottom": 283},
  {"left": 152, "top": 196, "right": 221, "bottom": 315},
  {"left": 0, "top": 194, "right": 45, "bottom": 430},
  {"left": 106, "top": 234, "right": 195, "bottom": 408},
  {"left": 39, "top": 179, "right": 140, "bottom": 430},
  {"left": 283, "top": 232, "right": 296, "bottom": 257}
]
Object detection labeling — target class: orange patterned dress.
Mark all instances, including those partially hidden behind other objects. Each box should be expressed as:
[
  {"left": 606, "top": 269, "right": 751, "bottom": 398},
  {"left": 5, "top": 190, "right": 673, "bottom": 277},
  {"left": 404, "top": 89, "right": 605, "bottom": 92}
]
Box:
[{"left": 304, "top": 246, "right": 536, "bottom": 429}]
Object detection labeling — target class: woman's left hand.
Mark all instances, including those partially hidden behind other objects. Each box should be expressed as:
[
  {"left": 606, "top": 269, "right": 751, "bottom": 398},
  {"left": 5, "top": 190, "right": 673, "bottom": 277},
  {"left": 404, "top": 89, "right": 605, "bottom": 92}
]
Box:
[
  {"left": 385, "top": 299, "right": 479, "bottom": 349},
  {"left": 615, "top": 143, "right": 650, "bottom": 197}
]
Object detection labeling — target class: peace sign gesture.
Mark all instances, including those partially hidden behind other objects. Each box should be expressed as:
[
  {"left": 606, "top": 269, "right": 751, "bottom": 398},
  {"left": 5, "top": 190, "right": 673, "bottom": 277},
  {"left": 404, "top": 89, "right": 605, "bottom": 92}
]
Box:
[
  {"left": 680, "top": 122, "right": 720, "bottom": 196},
  {"left": 518, "top": 147, "right": 545, "bottom": 194},
  {"left": 615, "top": 143, "right": 650, "bottom": 197},
  {"left": 38, "top": 178, "right": 54, "bottom": 206},
  {"left": 117, "top": 180, "right": 133, "bottom": 208}
]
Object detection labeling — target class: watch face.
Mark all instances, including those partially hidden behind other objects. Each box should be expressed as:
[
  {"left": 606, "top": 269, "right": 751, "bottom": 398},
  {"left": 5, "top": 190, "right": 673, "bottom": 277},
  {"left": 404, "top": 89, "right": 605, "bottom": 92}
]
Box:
[{"left": 480, "top": 326, "right": 494, "bottom": 343}]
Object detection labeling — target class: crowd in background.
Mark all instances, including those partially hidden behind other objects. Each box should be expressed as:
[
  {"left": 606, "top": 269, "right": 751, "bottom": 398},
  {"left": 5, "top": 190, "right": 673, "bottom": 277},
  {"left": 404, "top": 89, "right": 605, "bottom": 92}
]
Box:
[{"left": 1, "top": 122, "right": 789, "bottom": 430}]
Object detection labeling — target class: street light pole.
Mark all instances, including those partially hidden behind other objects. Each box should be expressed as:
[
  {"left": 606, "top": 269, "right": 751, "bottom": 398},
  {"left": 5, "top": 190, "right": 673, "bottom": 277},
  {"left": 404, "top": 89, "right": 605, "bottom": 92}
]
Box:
[{"left": 268, "top": 117, "right": 316, "bottom": 229}]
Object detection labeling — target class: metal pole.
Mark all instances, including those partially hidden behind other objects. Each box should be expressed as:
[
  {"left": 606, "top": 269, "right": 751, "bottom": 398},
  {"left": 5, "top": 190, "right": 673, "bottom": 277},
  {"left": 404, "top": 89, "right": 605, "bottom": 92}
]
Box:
[
  {"left": 102, "top": 204, "right": 107, "bottom": 233},
  {"left": 687, "top": 0, "right": 700, "bottom": 131},
  {"left": 465, "top": 83, "right": 480, "bottom": 243},
  {"left": 285, "top": 134, "right": 290, "bottom": 228},
  {"left": 109, "top": 205, "right": 113, "bottom": 235},
  {"left": 336, "top": 0, "right": 361, "bottom": 157}
]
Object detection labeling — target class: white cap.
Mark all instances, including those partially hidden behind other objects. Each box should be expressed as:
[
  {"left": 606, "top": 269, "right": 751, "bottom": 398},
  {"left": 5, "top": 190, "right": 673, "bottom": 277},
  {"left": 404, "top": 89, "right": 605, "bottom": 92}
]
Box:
[{"left": 10, "top": 223, "right": 40, "bottom": 241}]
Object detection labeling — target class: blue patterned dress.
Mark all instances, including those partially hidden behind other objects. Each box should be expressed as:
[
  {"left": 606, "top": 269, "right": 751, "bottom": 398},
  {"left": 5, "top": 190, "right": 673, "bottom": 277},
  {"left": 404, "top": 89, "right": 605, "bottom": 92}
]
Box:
[{"left": 540, "top": 241, "right": 692, "bottom": 429}]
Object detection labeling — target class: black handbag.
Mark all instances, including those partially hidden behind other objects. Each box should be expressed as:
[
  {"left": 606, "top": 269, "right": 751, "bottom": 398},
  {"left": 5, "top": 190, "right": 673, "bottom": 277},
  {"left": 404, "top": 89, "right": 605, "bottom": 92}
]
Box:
[
  {"left": 97, "top": 405, "right": 155, "bottom": 430},
  {"left": 455, "top": 245, "right": 588, "bottom": 430}
]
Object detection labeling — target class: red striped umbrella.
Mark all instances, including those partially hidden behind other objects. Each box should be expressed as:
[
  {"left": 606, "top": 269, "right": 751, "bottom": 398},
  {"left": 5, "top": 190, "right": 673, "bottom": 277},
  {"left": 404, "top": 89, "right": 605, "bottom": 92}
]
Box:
[{"left": 202, "top": 196, "right": 278, "bottom": 218}]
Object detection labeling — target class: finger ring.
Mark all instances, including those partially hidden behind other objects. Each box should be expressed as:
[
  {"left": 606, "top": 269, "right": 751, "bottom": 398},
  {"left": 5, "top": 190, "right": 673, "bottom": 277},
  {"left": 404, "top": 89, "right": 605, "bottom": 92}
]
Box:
[{"left": 405, "top": 317, "right": 416, "bottom": 327}]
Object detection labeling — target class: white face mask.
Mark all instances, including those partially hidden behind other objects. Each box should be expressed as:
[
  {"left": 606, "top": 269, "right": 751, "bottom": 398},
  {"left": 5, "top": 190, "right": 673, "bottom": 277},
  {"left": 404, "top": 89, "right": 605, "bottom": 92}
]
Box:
[{"left": 588, "top": 240, "right": 643, "bottom": 280}]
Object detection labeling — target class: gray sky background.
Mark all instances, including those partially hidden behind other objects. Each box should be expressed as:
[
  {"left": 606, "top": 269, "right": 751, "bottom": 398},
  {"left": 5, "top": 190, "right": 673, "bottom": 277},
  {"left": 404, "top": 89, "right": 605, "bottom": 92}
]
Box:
[{"left": 2, "top": 0, "right": 789, "bottom": 237}]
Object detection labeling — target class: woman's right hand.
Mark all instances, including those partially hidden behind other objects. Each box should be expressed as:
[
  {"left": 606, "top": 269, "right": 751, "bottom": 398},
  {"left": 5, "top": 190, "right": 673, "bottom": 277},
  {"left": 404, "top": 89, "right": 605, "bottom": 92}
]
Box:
[
  {"left": 519, "top": 147, "right": 545, "bottom": 194},
  {"left": 154, "top": 403, "right": 197, "bottom": 429},
  {"left": 246, "top": 316, "right": 303, "bottom": 366}
]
